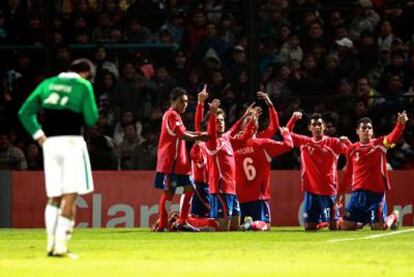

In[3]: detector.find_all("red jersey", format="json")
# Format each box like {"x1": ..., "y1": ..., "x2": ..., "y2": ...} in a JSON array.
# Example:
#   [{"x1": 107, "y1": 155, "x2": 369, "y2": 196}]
[
  {"x1": 340, "y1": 123, "x2": 405, "y2": 193},
  {"x1": 206, "y1": 113, "x2": 255, "y2": 194},
  {"x1": 287, "y1": 116, "x2": 349, "y2": 195},
  {"x1": 191, "y1": 142, "x2": 208, "y2": 183},
  {"x1": 235, "y1": 129, "x2": 293, "y2": 203},
  {"x1": 190, "y1": 102, "x2": 208, "y2": 183},
  {"x1": 156, "y1": 107, "x2": 190, "y2": 175},
  {"x1": 257, "y1": 105, "x2": 279, "y2": 139}
]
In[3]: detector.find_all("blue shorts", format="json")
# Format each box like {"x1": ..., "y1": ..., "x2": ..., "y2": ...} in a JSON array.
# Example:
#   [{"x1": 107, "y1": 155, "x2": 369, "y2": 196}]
[
  {"x1": 191, "y1": 181, "x2": 210, "y2": 218},
  {"x1": 303, "y1": 192, "x2": 339, "y2": 223},
  {"x1": 153, "y1": 172, "x2": 193, "y2": 193},
  {"x1": 209, "y1": 193, "x2": 240, "y2": 220},
  {"x1": 240, "y1": 200, "x2": 271, "y2": 223},
  {"x1": 344, "y1": 189, "x2": 387, "y2": 224}
]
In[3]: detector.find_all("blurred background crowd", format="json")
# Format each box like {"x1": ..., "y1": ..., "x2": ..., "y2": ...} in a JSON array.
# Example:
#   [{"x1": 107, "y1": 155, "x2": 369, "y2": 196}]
[{"x1": 0, "y1": 0, "x2": 414, "y2": 171}]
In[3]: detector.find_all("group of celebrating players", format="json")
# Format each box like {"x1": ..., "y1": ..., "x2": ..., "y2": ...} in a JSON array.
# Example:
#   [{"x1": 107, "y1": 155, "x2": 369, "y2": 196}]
[{"x1": 153, "y1": 85, "x2": 408, "y2": 232}]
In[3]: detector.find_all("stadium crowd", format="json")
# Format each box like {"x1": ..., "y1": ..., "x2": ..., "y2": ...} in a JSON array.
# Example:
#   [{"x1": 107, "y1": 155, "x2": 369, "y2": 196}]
[{"x1": 1, "y1": 0, "x2": 414, "y2": 171}]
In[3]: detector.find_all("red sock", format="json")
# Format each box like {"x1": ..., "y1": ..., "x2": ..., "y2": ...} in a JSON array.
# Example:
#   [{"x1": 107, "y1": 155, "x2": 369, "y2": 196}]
[
  {"x1": 178, "y1": 191, "x2": 193, "y2": 224},
  {"x1": 384, "y1": 212, "x2": 398, "y2": 230},
  {"x1": 316, "y1": 222, "x2": 329, "y2": 230},
  {"x1": 159, "y1": 192, "x2": 173, "y2": 229},
  {"x1": 187, "y1": 217, "x2": 219, "y2": 231},
  {"x1": 251, "y1": 221, "x2": 269, "y2": 231}
]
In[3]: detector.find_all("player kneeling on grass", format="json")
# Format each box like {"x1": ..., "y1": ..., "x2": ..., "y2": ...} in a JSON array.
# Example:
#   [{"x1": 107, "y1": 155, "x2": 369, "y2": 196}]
[
  {"x1": 287, "y1": 112, "x2": 351, "y2": 231},
  {"x1": 18, "y1": 59, "x2": 99, "y2": 257},
  {"x1": 153, "y1": 87, "x2": 209, "y2": 232},
  {"x1": 190, "y1": 87, "x2": 211, "y2": 218},
  {"x1": 234, "y1": 92, "x2": 293, "y2": 231},
  {"x1": 337, "y1": 111, "x2": 408, "y2": 230},
  {"x1": 206, "y1": 99, "x2": 257, "y2": 231}
]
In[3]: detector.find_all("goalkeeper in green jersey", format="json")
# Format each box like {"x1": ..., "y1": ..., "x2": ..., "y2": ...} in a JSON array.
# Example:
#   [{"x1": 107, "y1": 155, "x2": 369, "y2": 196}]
[{"x1": 18, "y1": 59, "x2": 98, "y2": 258}]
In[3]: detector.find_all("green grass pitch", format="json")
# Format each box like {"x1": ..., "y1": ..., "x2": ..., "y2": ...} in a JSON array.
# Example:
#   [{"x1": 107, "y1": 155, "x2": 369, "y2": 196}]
[{"x1": 1, "y1": 227, "x2": 413, "y2": 276}]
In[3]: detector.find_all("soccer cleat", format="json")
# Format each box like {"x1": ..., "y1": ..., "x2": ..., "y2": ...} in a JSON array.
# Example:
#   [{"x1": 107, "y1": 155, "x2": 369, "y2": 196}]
[
  {"x1": 48, "y1": 250, "x2": 79, "y2": 260},
  {"x1": 240, "y1": 216, "x2": 253, "y2": 231},
  {"x1": 172, "y1": 221, "x2": 200, "y2": 232},
  {"x1": 390, "y1": 210, "x2": 400, "y2": 231}
]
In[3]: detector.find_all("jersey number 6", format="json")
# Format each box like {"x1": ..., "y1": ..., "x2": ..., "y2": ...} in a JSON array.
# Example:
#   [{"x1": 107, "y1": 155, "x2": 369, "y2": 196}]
[{"x1": 243, "y1": 157, "x2": 256, "y2": 181}]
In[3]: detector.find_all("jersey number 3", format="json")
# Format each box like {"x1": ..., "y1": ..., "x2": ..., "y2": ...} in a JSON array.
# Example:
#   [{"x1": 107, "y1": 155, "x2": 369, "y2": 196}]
[{"x1": 243, "y1": 157, "x2": 256, "y2": 181}]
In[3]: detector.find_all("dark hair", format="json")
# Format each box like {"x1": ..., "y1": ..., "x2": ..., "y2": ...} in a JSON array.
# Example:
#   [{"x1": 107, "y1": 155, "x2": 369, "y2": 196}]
[
  {"x1": 357, "y1": 117, "x2": 373, "y2": 127},
  {"x1": 216, "y1": 108, "x2": 225, "y2": 118},
  {"x1": 309, "y1": 113, "x2": 323, "y2": 122},
  {"x1": 69, "y1": 58, "x2": 96, "y2": 78},
  {"x1": 170, "y1": 87, "x2": 187, "y2": 102}
]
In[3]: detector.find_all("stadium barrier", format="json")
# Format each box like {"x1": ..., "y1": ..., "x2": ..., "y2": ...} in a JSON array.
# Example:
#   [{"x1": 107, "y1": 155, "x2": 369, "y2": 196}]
[{"x1": 3, "y1": 170, "x2": 414, "y2": 228}]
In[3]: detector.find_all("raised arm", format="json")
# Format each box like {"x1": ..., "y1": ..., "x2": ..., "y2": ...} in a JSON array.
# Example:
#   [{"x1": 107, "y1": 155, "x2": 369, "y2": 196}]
[
  {"x1": 195, "y1": 84, "x2": 208, "y2": 132},
  {"x1": 257, "y1": 91, "x2": 280, "y2": 139},
  {"x1": 226, "y1": 102, "x2": 256, "y2": 137},
  {"x1": 206, "y1": 99, "x2": 220, "y2": 150},
  {"x1": 262, "y1": 127, "x2": 294, "y2": 157},
  {"x1": 168, "y1": 111, "x2": 208, "y2": 142},
  {"x1": 286, "y1": 111, "x2": 302, "y2": 131},
  {"x1": 382, "y1": 111, "x2": 408, "y2": 148}
]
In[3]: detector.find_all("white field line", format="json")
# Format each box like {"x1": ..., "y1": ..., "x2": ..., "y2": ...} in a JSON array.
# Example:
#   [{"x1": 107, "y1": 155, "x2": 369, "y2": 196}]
[{"x1": 329, "y1": 228, "x2": 414, "y2": 242}]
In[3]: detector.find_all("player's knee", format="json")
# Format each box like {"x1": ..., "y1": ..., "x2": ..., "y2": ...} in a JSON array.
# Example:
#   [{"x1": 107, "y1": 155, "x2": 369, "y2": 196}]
[{"x1": 304, "y1": 223, "x2": 317, "y2": 231}]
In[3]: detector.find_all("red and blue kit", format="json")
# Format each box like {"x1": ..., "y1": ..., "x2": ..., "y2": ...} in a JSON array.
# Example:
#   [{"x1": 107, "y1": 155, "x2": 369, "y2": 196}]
[
  {"x1": 340, "y1": 122, "x2": 405, "y2": 194},
  {"x1": 156, "y1": 108, "x2": 190, "y2": 175},
  {"x1": 340, "y1": 123, "x2": 405, "y2": 224},
  {"x1": 235, "y1": 129, "x2": 293, "y2": 203}
]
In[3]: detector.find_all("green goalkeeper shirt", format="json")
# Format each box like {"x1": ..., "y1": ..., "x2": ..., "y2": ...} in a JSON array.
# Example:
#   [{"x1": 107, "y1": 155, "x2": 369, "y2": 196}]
[{"x1": 18, "y1": 72, "x2": 99, "y2": 140}]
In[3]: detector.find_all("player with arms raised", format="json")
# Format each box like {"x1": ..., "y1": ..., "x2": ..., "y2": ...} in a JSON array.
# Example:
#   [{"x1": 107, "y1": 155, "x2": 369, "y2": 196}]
[
  {"x1": 287, "y1": 112, "x2": 350, "y2": 230},
  {"x1": 154, "y1": 87, "x2": 208, "y2": 232},
  {"x1": 189, "y1": 86, "x2": 211, "y2": 218},
  {"x1": 18, "y1": 59, "x2": 98, "y2": 258},
  {"x1": 338, "y1": 111, "x2": 408, "y2": 230},
  {"x1": 206, "y1": 99, "x2": 257, "y2": 231},
  {"x1": 235, "y1": 92, "x2": 293, "y2": 231}
]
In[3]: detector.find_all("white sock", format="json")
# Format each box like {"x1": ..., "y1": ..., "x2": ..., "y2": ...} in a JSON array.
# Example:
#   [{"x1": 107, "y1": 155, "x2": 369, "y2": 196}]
[
  {"x1": 44, "y1": 204, "x2": 59, "y2": 252},
  {"x1": 54, "y1": 215, "x2": 75, "y2": 254}
]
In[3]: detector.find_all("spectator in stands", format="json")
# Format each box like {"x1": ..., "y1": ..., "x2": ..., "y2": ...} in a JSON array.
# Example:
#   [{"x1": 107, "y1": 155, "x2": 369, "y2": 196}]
[
  {"x1": 53, "y1": 45, "x2": 71, "y2": 74},
  {"x1": 183, "y1": 10, "x2": 207, "y2": 51},
  {"x1": 87, "y1": 126, "x2": 118, "y2": 170},
  {"x1": 131, "y1": 126, "x2": 158, "y2": 170},
  {"x1": 93, "y1": 45, "x2": 119, "y2": 90},
  {"x1": 335, "y1": 37, "x2": 361, "y2": 80},
  {"x1": 91, "y1": 12, "x2": 112, "y2": 42},
  {"x1": 226, "y1": 45, "x2": 247, "y2": 76},
  {"x1": 0, "y1": 11, "x2": 7, "y2": 43},
  {"x1": 113, "y1": 61, "x2": 156, "y2": 120},
  {"x1": 124, "y1": 18, "x2": 152, "y2": 43},
  {"x1": 117, "y1": 123, "x2": 141, "y2": 170},
  {"x1": 377, "y1": 20, "x2": 395, "y2": 52},
  {"x1": 153, "y1": 65, "x2": 178, "y2": 109},
  {"x1": 25, "y1": 13, "x2": 43, "y2": 44},
  {"x1": 159, "y1": 11, "x2": 185, "y2": 45},
  {"x1": 280, "y1": 33, "x2": 303, "y2": 64},
  {"x1": 193, "y1": 21, "x2": 230, "y2": 63},
  {"x1": 218, "y1": 12, "x2": 239, "y2": 45},
  {"x1": 0, "y1": 128, "x2": 27, "y2": 170},
  {"x1": 348, "y1": 4, "x2": 380, "y2": 40},
  {"x1": 113, "y1": 110, "x2": 144, "y2": 147},
  {"x1": 25, "y1": 142, "x2": 43, "y2": 170},
  {"x1": 302, "y1": 21, "x2": 327, "y2": 52}
]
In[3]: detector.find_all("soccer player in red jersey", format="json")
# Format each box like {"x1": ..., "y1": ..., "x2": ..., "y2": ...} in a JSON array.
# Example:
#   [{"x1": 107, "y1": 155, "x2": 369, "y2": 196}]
[
  {"x1": 206, "y1": 99, "x2": 257, "y2": 231},
  {"x1": 189, "y1": 86, "x2": 211, "y2": 217},
  {"x1": 337, "y1": 111, "x2": 408, "y2": 230},
  {"x1": 287, "y1": 111, "x2": 350, "y2": 231},
  {"x1": 153, "y1": 87, "x2": 209, "y2": 232},
  {"x1": 234, "y1": 95, "x2": 293, "y2": 230}
]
